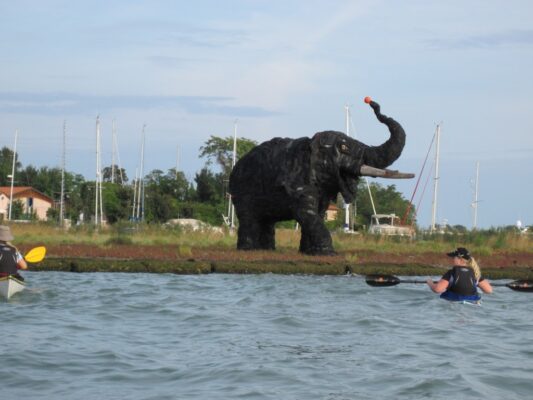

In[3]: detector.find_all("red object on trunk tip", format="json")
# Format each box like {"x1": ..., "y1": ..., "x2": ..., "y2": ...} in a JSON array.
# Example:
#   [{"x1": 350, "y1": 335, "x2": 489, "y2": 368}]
[{"x1": 364, "y1": 96, "x2": 372, "y2": 104}]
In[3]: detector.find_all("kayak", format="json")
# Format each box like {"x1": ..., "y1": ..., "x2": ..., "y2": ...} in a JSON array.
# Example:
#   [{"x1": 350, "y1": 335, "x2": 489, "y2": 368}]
[
  {"x1": 0, "y1": 275, "x2": 26, "y2": 300},
  {"x1": 440, "y1": 291, "x2": 482, "y2": 306},
  {"x1": 459, "y1": 300, "x2": 482, "y2": 307}
]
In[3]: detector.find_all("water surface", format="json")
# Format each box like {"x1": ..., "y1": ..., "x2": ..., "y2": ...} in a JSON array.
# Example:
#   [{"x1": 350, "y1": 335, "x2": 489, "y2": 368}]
[{"x1": 1, "y1": 272, "x2": 531, "y2": 399}]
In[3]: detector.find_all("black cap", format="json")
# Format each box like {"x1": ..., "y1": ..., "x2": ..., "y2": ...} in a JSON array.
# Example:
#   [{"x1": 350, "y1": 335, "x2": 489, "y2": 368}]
[{"x1": 447, "y1": 247, "x2": 471, "y2": 260}]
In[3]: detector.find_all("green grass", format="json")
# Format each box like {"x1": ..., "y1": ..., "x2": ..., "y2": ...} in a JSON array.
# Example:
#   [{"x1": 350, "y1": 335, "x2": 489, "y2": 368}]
[{"x1": 7, "y1": 222, "x2": 532, "y2": 255}]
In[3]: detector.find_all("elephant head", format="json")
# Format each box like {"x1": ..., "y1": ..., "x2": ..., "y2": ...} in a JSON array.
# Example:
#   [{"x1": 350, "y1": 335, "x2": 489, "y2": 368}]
[{"x1": 310, "y1": 100, "x2": 412, "y2": 203}]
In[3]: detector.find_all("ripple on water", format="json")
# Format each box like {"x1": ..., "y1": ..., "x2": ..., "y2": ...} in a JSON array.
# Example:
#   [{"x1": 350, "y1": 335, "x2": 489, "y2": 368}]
[{"x1": 1, "y1": 272, "x2": 532, "y2": 400}]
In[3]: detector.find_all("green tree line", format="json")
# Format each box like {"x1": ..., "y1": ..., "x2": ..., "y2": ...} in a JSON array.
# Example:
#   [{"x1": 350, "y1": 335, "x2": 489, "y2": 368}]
[{"x1": 0, "y1": 135, "x2": 414, "y2": 227}]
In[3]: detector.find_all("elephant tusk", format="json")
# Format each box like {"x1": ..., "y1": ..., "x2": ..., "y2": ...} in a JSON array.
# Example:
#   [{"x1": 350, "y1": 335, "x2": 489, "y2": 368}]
[{"x1": 359, "y1": 165, "x2": 415, "y2": 179}]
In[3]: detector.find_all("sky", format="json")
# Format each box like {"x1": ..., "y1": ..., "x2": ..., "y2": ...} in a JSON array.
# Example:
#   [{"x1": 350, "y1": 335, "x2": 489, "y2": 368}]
[{"x1": 0, "y1": 0, "x2": 532, "y2": 229}]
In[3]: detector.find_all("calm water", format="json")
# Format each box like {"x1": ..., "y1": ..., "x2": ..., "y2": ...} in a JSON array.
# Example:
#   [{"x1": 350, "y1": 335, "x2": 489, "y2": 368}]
[{"x1": 1, "y1": 272, "x2": 532, "y2": 400}]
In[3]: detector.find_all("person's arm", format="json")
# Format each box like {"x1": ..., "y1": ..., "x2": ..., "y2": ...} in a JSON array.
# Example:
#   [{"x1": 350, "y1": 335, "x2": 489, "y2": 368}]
[
  {"x1": 478, "y1": 279, "x2": 492, "y2": 294},
  {"x1": 16, "y1": 251, "x2": 28, "y2": 270},
  {"x1": 427, "y1": 278, "x2": 449, "y2": 293}
]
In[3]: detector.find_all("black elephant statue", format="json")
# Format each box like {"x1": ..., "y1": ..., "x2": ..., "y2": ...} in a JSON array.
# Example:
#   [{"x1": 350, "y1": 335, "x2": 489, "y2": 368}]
[{"x1": 229, "y1": 99, "x2": 413, "y2": 255}]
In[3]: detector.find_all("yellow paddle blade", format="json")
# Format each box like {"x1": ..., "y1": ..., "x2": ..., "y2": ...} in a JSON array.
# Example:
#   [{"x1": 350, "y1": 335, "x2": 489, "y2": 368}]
[{"x1": 24, "y1": 246, "x2": 46, "y2": 263}]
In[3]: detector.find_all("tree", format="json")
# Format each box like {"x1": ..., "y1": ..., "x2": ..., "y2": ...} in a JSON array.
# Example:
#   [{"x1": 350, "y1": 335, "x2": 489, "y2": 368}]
[
  {"x1": 18, "y1": 165, "x2": 39, "y2": 187},
  {"x1": 19, "y1": 166, "x2": 62, "y2": 197},
  {"x1": 102, "y1": 183, "x2": 133, "y2": 223},
  {"x1": 164, "y1": 169, "x2": 193, "y2": 201},
  {"x1": 17, "y1": 165, "x2": 87, "y2": 223},
  {"x1": 0, "y1": 147, "x2": 22, "y2": 186},
  {"x1": 77, "y1": 181, "x2": 97, "y2": 223},
  {"x1": 147, "y1": 169, "x2": 192, "y2": 202},
  {"x1": 137, "y1": 168, "x2": 195, "y2": 223},
  {"x1": 199, "y1": 135, "x2": 257, "y2": 176},
  {"x1": 355, "y1": 182, "x2": 415, "y2": 227},
  {"x1": 102, "y1": 165, "x2": 128, "y2": 183},
  {"x1": 144, "y1": 192, "x2": 175, "y2": 223},
  {"x1": 9, "y1": 199, "x2": 26, "y2": 220},
  {"x1": 194, "y1": 168, "x2": 224, "y2": 204}
]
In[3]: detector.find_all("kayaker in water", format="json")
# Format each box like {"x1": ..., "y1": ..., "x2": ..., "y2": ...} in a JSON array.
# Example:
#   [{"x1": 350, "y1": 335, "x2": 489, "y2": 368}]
[
  {"x1": 426, "y1": 247, "x2": 493, "y2": 302},
  {"x1": 0, "y1": 225, "x2": 27, "y2": 281}
]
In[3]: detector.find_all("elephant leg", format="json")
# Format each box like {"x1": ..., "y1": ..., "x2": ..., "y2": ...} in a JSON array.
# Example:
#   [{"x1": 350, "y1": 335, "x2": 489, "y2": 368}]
[
  {"x1": 258, "y1": 222, "x2": 276, "y2": 250},
  {"x1": 236, "y1": 216, "x2": 262, "y2": 250},
  {"x1": 296, "y1": 209, "x2": 335, "y2": 255}
]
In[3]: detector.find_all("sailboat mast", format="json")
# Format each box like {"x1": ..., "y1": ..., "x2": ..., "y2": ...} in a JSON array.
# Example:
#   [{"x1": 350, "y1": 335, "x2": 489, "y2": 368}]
[
  {"x1": 97, "y1": 117, "x2": 105, "y2": 225},
  {"x1": 60, "y1": 121, "x2": 66, "y2": 225},
  {"x1": 113, "y1": 128, "x2": 124, "y2": 185},
  {"x1": 136, "y1": 125, "x2": 145, "y2": 220},
  {"x1": 366, "y1": 183, "x2": 378, "y2": 216},
  {"x1": 99, "y1": 164, "x2": 104, "y2": 225},
  {"x1": 473, "y1": 161, "x2": 480, "y2": 229},
  {"x1": 95, "y1": 116, "x2": 101, "y2": 226},
  {"x1": 430, "y1": 124, "x2": 441, "y2": 232},
  {"x1": 111, "y1": 119, "x2": 116, "y2": 184},
  {"x1": 132, "y1": 168, "x2": 138, "y2": 220},
  {"x1": 8, "y1": 129, "x2": 18, "y2": 221},
  {"x1": 176, "y1": 145, "x2": 180, "y2": 179},
  {"x1": 230, "y1": 120, "x2": 237, "y2": 229},
  {"x1": 344, "y1": 105, "x2": 351, "y2": 231}
]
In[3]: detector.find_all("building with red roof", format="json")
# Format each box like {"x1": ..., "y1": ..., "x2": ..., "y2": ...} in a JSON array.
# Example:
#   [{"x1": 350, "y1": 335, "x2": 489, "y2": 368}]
[{"x1": 0, "y1": 186, "x2": 54, "y2": 221}]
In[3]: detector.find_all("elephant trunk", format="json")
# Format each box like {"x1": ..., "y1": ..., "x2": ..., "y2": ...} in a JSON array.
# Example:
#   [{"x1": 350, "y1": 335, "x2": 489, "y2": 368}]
[{"x1": 363, "y1": 101, "x2": 406, "y2": 169}]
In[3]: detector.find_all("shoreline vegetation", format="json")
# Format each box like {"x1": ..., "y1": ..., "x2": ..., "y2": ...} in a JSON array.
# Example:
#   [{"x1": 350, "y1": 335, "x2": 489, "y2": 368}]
[{"x1": 11, "y1": 223, "x2": 533, "y2": 280}]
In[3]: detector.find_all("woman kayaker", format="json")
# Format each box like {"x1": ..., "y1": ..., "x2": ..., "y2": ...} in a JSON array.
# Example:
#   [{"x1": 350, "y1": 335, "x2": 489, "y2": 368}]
[
  {"x1": 426, "y1": 247, "x2": 492, "y2": 302},
  {"x1": 0, "y1": 225, "x2": 27, "y2": 281}
]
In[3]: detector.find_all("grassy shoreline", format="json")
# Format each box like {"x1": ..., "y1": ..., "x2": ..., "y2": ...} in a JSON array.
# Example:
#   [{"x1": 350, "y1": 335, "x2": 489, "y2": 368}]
[
  {"x1": 30, "y1": 258, "x2": 532, "y2": 280},
  {"x1": 12, "y1": 223, "x2": 533, "y2": 251},
  {"x1": 10, "y1": 223, "x2": 533, "y2": 279}
]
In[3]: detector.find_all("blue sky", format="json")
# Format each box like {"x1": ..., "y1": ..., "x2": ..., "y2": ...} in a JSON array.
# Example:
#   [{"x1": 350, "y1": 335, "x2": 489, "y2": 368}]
[{"x1": 1, "y1": 0, "x2": 532, "y2": 228}]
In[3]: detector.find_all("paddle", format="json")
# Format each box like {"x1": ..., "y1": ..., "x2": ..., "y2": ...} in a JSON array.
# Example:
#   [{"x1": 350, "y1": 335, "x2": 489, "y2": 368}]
[
  {"x1": 24, "y1": 246, "x2": 46, "y2": 263},
  {"x1": 365, "y1": 274, "x2": 533, "y2": 293}
]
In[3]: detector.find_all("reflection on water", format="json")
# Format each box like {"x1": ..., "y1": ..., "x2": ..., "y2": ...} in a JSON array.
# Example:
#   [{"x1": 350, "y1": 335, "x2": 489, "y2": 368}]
[{"x1": 1, "y1": 272, "x2": 532, "y2": 399}]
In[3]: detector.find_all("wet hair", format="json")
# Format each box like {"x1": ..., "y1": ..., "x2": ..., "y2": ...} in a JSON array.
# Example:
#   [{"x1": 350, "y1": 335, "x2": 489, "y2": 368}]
[{"x1": 468, "y1": 257, "x2": 481, "y2": 281}]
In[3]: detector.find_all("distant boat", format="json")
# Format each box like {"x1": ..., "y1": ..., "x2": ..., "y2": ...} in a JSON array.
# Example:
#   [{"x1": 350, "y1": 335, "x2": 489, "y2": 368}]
[
  {"x1": 0, "y1": 275, "x2": 26, "y2": 300},
  {"x1": 368, "y1": 213, "x2": 415, "y2": 237}
]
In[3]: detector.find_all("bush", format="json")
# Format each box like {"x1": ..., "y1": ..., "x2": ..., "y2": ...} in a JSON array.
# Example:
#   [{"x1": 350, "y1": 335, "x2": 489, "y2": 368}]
[{"x1": 105, "y1": 236, "x2": 133, "y2": 246}]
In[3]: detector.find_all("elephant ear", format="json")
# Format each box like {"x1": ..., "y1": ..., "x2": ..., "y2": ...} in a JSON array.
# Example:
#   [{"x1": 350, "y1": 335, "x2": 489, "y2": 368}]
[
  {"x1": 274, "y1": 137, "x2": 313, "y2": 197},
  {"x1": 309, "y1": 131, "x2": 343, "y2": 181}
]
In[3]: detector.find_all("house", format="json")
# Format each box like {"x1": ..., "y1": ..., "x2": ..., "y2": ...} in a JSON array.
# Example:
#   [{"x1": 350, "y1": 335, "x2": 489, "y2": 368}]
[
  {"x1": 0, "y1": 186, "x2": 54, "y2": 221},
  {"x1": 325, "y1": 204, "x2": 339, "y2": 221}
]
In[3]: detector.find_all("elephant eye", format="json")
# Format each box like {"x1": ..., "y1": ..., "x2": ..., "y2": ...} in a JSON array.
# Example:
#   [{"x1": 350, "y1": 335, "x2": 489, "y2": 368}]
[{"x1": 340, "y1": 144, "x2": 350, "y2": 154}]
